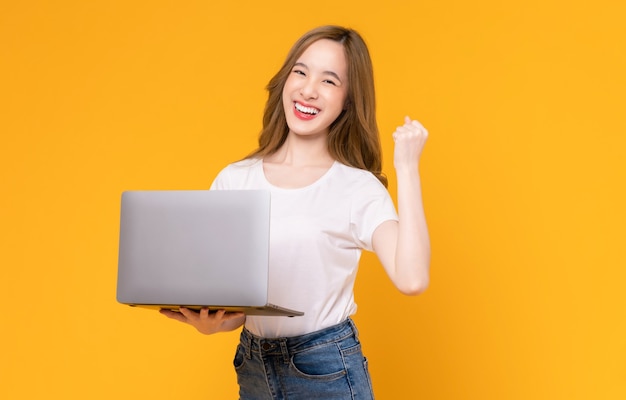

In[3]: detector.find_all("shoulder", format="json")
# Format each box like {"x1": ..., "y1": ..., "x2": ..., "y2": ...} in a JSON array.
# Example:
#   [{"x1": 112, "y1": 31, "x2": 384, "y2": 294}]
[
  {"x1": 222, "y1": 157, "x2": 261, "y2": 171},
  {"x1": 216, "y1": 158, "x2": 262, "y2": 177},
  {"x1": 332, "y1": 162, "x2": 388, "y2": 193},
  {"x1": 211, "y1": 158, "x2": 263, "y2": 189}
]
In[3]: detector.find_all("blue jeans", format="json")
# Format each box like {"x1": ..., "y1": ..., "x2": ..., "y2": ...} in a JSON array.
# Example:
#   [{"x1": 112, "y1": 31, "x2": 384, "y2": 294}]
[{"x1": 234, "y1": 318, "x2": 375, "y2": 399}]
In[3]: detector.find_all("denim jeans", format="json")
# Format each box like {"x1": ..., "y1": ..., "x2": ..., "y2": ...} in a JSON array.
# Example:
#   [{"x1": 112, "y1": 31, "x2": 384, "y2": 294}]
[{"x1": 234, "y1": 318, "x2": 375, "y2": 399}]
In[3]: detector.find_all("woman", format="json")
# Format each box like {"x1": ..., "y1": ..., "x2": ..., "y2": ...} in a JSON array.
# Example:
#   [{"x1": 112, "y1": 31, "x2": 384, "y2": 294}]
[{"x1": 161, "y1": 25, "x2": 430, "y2": 399}]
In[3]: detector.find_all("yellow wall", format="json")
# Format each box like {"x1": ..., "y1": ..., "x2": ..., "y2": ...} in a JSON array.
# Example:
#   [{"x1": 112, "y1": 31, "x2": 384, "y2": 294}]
[{"x1": 1, "y1": 1, "x2": 624, "y2": 398}]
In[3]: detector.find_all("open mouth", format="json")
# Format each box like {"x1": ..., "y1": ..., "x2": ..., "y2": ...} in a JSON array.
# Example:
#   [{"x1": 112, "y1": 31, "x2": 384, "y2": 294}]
[{"x1": 294, "y1": 102, "x2": 320, "y2": 116}]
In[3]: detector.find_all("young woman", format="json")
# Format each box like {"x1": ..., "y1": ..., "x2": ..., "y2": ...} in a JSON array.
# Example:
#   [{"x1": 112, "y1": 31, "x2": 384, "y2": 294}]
[{"x1": 161, "y1": 25, "x2": 430, "y2": 399}]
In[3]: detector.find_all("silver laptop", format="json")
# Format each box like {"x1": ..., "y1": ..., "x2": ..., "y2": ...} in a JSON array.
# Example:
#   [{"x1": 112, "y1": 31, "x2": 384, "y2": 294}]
[{"x1": 116, "y1": 190, "x2": 303, "y2": 317}]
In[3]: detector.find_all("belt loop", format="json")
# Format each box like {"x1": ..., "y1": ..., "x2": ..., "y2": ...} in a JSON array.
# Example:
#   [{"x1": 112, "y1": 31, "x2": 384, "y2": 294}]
[
  {"x1": 348, "y1": 318, "x2": 359, "y2": 340},
  {"x1": 279, "y1": 339, "x2": 289, "y2": 364}
]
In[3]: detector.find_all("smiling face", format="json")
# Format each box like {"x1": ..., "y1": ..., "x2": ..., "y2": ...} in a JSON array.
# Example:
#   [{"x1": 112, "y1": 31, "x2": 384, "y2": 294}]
[{"x1": 281, "y1": 39, "x2": 349, "y2": 139}]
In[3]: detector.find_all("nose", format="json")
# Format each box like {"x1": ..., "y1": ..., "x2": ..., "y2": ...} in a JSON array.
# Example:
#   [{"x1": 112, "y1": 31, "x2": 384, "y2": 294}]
[{"x1": 299, "y1": 78, "x2": 318, "y2": 100}]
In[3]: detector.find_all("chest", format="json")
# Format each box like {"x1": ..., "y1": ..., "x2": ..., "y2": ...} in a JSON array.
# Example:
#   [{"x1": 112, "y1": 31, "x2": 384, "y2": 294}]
[
  {"x1": 262, "y1": 163, "x2": 333, "y2": 189},
  {"x1": 269, "y1": 190, "x2": 354, "y2": 248}
]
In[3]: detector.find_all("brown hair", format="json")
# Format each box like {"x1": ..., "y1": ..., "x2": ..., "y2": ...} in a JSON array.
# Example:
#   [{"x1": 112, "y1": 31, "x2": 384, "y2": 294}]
[{"x1": 246, "y1": 25, "x2": 387, "y2": 187}]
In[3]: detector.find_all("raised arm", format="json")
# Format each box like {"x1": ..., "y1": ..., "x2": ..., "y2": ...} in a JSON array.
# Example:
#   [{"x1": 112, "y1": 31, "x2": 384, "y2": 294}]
[{"x1": 372, "y1": 116, "x2": 430, "y2": 295}]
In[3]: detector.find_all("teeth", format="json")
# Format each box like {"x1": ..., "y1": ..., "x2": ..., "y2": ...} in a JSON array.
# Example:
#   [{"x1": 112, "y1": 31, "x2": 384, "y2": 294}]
[{"x1": 295, "y1": 103, "x2": 319, "y2": 115}]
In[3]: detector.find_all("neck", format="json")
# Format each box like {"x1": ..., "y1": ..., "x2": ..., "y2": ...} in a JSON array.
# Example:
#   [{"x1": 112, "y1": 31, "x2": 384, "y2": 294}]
[{"x1": 267, "y1": 132, "x2": 334, "y2": 167}]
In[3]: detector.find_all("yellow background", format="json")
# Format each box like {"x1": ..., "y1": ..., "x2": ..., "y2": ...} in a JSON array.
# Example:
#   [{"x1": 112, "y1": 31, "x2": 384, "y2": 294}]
[{"x1": 1, "y1": 1, "x2": 624, "y2": 398}]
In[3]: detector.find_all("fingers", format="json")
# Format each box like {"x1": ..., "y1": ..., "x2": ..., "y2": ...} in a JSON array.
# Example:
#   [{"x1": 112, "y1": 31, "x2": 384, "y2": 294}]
[
  {"x1": 393, "y1": 116, "x2": 428, "y2": 142},
  {"x1": 392, "y1": 116, "x2": 429, "y2": 169},
  {"x1": 161, "y1": 307, "x2": 241, "y2": 323},
  {"x1": 160, "y1": 307, "x2": 246, "y2": 334},
  {"x1": 403, "y1": 116, "x2": 427, "y2": 134},
  {"x1": 179, "y1": 307, "x2": 219, "y2": 322},
  {"x1": 199, "y1": 307, "x2": 210, "y2": 319}
]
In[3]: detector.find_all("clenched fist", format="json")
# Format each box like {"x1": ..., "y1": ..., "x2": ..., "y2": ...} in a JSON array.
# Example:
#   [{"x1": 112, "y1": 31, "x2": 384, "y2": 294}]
[{"x1": 392, "y1": 116, "x2": 429, "y2": 172}]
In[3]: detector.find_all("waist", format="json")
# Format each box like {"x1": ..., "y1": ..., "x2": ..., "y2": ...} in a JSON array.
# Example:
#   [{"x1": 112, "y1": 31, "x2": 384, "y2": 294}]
[{"x1": 239, "y1": 318, "x2": 359, "y2": 355}]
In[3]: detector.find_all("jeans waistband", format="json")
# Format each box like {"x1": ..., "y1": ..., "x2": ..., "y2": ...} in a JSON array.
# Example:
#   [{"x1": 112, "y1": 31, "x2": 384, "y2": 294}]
[{"x1": 239, "y1": 318, "x2": 359, "y2": 361}]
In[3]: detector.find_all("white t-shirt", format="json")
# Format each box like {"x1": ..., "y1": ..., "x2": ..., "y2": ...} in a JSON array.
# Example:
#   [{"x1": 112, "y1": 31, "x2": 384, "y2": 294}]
[{"x1": 210, "y1": 158, "x2": 398, "y2": 338}]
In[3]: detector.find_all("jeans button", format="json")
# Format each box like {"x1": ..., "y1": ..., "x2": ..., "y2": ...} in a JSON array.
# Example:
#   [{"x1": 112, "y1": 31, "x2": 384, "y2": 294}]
[{"x1": 261, "y1": 343, "x2": 271, "y2": 351}]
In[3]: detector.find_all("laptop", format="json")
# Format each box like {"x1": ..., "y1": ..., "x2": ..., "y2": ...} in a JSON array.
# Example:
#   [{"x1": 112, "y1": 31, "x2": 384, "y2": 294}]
[{"x1": 116, "y1": 189, "x2": 303, "y2": 317}]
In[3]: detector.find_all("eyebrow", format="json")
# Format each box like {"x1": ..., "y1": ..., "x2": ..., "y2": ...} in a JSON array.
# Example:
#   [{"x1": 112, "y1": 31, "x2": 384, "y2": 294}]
[{"x1": 294, "y1": 62, "x2": 343, "y2": 83}]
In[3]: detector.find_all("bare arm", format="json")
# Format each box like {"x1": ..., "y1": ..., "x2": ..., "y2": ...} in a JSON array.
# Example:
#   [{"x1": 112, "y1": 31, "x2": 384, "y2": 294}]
[{"x1": 373, "y1": 116, "x2": 430, "y2": 295}]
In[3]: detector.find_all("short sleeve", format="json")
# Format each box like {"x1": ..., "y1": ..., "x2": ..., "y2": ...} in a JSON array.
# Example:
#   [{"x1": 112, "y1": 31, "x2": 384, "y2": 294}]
[
  {"x1": 209, "y1": 167, "x2": 231, "y2": 190},
  {"x1": 350, "y1": 180, "x2": 398, "y2": 251},
  {"x1": 209, "y1": 159, "x2": 262, "y2": 190}
]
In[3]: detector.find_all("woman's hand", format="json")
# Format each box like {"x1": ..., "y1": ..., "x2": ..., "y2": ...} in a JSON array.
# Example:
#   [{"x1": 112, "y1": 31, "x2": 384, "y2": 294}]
[
  {"x1": 160, "y1": 308, "x2": 246, "y2": 335},
  {"x1": 392, "y1": 116, "x2": 429, "y2": 172}
]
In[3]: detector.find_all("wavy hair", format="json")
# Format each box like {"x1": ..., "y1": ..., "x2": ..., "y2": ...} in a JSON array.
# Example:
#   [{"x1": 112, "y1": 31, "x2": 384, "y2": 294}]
[{"x1": 246, "y1": 25, "x2": 387, "y2": 187}]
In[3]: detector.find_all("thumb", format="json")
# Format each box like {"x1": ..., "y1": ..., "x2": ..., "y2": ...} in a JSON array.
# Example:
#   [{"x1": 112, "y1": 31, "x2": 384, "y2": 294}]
[{"x1": 404, "y1": 115, "x2": 411, "y2": 124}]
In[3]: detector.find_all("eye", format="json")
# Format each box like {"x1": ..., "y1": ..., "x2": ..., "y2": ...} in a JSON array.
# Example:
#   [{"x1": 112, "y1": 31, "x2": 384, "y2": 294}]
[
  {"x1": 323, "y1": 79, "x2": 337, "y2": 86},
  {"x1": 292, "y1": 69, "x2": 306, "y2": 76}
]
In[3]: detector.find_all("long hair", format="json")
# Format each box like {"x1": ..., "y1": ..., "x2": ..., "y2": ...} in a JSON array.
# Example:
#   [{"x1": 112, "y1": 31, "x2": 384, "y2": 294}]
[{"x1": 246, "y1": 25, "x2": 387, "y2": 187}]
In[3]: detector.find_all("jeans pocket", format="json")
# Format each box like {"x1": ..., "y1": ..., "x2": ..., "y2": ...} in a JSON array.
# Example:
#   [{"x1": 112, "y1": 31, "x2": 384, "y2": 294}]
[
  {"x1": 233, "y1": 344, "x2": 247, "y2": 370},
  {"x1": 290, "y1": 342, "x2": 347, "y2": 381}
]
